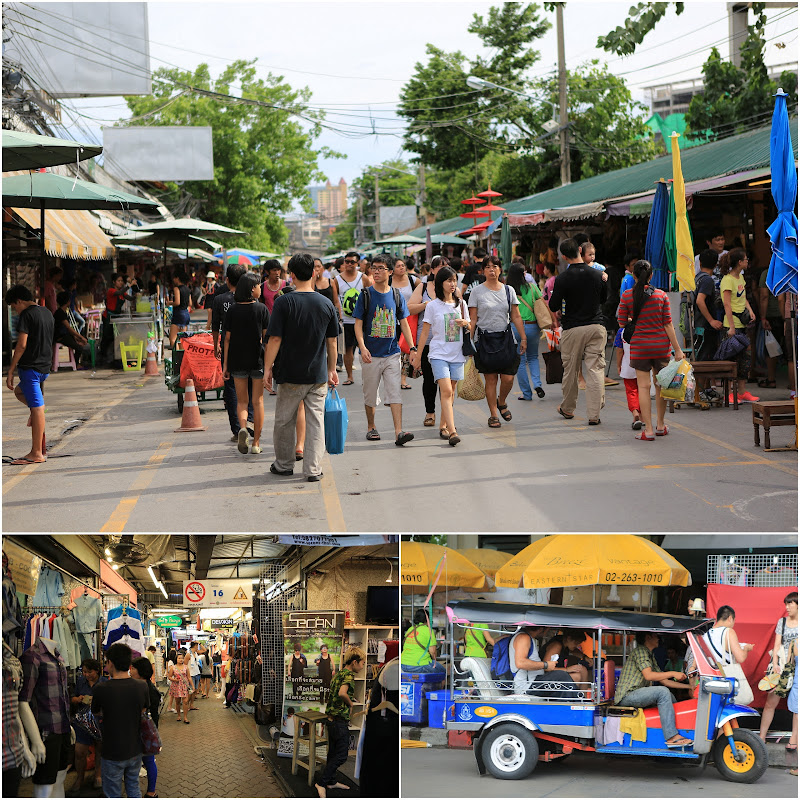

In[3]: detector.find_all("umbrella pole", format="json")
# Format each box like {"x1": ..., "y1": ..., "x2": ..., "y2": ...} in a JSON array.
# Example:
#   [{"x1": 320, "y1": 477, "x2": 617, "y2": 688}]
[
  {"x1": 40, "y1": 200, "x2": 46, "y2": 305},
  {"x1": 791, "y1": 294, "x2": 797, "y2": 450}
]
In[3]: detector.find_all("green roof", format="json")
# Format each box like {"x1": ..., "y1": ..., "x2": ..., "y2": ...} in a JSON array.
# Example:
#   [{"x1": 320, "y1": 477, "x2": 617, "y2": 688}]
[{"x1": 405, "y1": 122, "x2": 797, "y2": 236}]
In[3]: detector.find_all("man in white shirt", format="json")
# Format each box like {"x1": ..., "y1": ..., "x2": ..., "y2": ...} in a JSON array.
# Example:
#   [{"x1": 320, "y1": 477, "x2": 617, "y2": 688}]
[
  {"x1": 187, "y1": 642, "x2": 201, "y2": 711},
  {"x1": 694, "y1": 230, "x2": 728, "y2": 270}
]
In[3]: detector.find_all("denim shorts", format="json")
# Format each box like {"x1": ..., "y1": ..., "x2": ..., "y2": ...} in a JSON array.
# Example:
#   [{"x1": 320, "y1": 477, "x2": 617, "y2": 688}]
[
  {"x1": 172, "y1": 307, "x2": 191, "y2": 326},
  {"x1": 430, "y1": 358, "x2": 465, "y2": 382},
  {"x1": 231, "y1": 369, "x2": 264, "y2": 380},
  {"x1": 17, "y1": 367, "x2": 48, "y2": 408}
]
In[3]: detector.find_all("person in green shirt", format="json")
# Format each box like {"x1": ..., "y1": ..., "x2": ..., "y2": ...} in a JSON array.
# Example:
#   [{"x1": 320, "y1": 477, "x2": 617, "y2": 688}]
[
  {"x1": 464, "y1": 622, "x2": 495, "y2": 658},
  {"x1": 401, "y1": 610, "x2": 440, "y2": 672},
  {"x1": 315, "y1": 646, "x2": 366, "y2": 798},
  {"x1": 506, "y1": 263, "x2": 548, "y2": 401}
]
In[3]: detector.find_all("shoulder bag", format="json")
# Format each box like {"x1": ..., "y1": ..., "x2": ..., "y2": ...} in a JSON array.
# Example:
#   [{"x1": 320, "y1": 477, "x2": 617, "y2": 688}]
[
  {"x1": 459, "y1": 300, "x2": 477, "y2": 357},
  {"x1": 714, "y1": 628, "x2": 753, "y2": 705},
  {"x1": 622, "y1": 286, "x2": 654, "y2": 344},
  {"x1": 518, "y1": 284, "x2": 553, "y2": 330},
  {"x1": 476, "y1": 286, "x2": 518, "y2": 372},
  {"x1": 140, "y1": 709, "x2": 162, "y2": 755}
]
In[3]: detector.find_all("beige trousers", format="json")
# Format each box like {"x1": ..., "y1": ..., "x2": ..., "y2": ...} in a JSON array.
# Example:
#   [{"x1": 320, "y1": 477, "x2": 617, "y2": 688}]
[{"x1": 560, "y1": 324, "x2": 606, "y2": 420}]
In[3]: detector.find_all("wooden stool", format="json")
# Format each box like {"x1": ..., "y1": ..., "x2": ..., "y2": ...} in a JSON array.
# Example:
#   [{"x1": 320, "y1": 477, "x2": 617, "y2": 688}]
[
  {"x1": 292, "y1": 709, "x2": 329, "y2": 786},
  {"x1": 668, "y1": 360, "x2": 738, "y2": 412},
  {"x1": 752, "y1": 400, "x2": 796, "y2": 451}
]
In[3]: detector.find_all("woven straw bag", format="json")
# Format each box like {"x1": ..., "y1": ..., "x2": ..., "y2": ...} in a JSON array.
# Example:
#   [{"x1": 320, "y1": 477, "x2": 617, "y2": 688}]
[{"x1": 457, "y1": 357, "x2": 485, "y2": 401}]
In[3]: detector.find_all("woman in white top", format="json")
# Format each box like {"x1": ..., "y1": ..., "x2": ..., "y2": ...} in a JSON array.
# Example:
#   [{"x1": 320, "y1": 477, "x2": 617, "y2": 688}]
[
  {"x1": 510, "y1": 625, "x2": 556, "y2": 694},
  {"x1": 411, "y1": 267, "x2": 470, "y2": 446},
  {"x1": 703, "y1": 605, "x2": 753, "y2": 666},
  {"x1": 389, "y1": 259, "x2": 419, "y2": 390}
]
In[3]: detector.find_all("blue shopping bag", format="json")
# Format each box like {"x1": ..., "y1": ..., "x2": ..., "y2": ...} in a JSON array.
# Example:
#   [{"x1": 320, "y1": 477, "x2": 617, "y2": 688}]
[{"x1": 324, "y1": 388, "x2": 348, "y2": 455}]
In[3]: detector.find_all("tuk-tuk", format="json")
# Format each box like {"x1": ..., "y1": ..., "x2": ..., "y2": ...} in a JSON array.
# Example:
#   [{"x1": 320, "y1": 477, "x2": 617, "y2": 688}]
[{"x1": 444, "y1": 600, "x2": 768, "y2": 784}]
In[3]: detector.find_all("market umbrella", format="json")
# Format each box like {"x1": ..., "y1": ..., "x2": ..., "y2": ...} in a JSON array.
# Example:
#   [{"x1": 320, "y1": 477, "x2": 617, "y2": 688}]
[
  {"x1": 222, "y1": 252, "x2": 259, "y2": 265},
  {"x1": 765, "y1": 87, "x2": 798, "y2": 451},
  {"x1": 460, "y1": 209, "x2": 489, "y2": 219},
  {"x1": 371, "y1": 234, "x2": 426, "y2": 246},
  {"x1": 455, "y1": 549, "x2": 512, "y2": 581},
  {"x1": 670, "y1": 132, "x2": 695, "y2": 293},
  {"x1": 430, "y1": 234, "x2": 470, "y2": 246},
  {"x1": 477, "y1": 184, "x2": 502, "y2": 199},
  {"x1": 494, "y1": 534, "x2": 691, "y2": 589},
  {"x1": 134, "y1": 216, "x2": 245, "y2": 267},
  {"x1": 3, "y1": 171, "x2": 159, "y2": 301},
  {"x1": 401, "y1": 542, "x2": 486, "y2": 591},
  {"x1": 499, "y1": 213, "x2": 512, "y2": 274},
  {"x1": 460, "y1": 195, "x2": 484, "y2": 206},
  {"x1": 425, "y1": 226, "x2": 433, "y2": 263},
  {"x1": 645, "y1": 179, "x2": 670, "y2": 290},
  {"x1": 2, "y1": 130, "x2": 102, "y2": 171}
]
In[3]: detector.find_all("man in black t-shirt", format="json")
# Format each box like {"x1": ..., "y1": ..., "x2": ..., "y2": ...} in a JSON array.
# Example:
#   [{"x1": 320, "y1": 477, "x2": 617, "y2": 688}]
[
  {"x1": 211, "y1": 265, "x2": 253, "y2": 440},
  {"x1": 5, "y1": 284, "x2": 54, "y2": 465},
  {"x1": 264, "y1": 253, "x2": 339, "y2": 482},
  {"x1": 91, "y1": 643, "x2": 149, "y2": 798}
]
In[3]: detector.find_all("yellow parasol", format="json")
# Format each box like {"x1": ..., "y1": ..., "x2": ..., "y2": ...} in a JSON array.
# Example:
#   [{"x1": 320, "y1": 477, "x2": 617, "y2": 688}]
[
  {"x1": 671, "y1": 132, "x2": 695, "y2": 292},
  {"x1": 401, "y1": 542, "x2": 486, "y2": 591},
  {"x1": 455, "y1": 549, "x2": 512, "y2": 580},
  {"x1": 494, "y1": 534, "x2": 691, "y2": 589}
]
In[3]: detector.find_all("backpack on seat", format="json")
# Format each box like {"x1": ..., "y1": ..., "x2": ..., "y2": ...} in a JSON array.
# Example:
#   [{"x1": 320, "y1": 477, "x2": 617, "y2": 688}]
[{"x1": 490, "y1": 636, "x2": 513, "y2": 681}]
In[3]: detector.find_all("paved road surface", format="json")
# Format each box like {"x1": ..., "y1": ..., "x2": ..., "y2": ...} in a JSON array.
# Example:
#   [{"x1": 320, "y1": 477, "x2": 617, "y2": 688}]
[
  {"x1": 3, "y1": 359, "x2": 797, "y2": 531},
  {"x1": 401, "y1": 746, "x2": 797, "y2": 798}
]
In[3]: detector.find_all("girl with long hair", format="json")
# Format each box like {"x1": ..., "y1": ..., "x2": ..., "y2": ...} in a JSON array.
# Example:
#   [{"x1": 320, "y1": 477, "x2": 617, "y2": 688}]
[{"x1": 617, "y1": 260, "x2": 684, "y2": 440}]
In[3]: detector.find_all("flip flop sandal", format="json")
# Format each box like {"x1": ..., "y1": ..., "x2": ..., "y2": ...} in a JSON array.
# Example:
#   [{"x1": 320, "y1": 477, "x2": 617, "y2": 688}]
[
  {"x1": 366, "y1": 429, "x2": 381, "y2": 441},
  {"x1": 295, "y1": 450, "x2": 304, "y2": 461},
  {"x1": 488, "y1": 416, "x2": 501, "y2": 428},
  {"x1": 655, "y1": 425, "x2": 669, "y2": 436},
  {"x1": 786, "y1": 744, "x2": 798, "y2": 751},
  {"x1": 557, "y1": 407, "x2": 574, "y2": 420},
  {"x1": 423, "y1": 416, "x2": 436, "y2": 427},
  {"x1": 342, "y1": 379, "x2": 354, "y2": 385},
  {"x1": 395, "y1": 431, "x2": 414, "y2": 446},
  {"x1": 517, "y1": 395, "x2": 533, "y2": 401},
  {"x1": 632, "y1": 420, "x2": 643, "y2": 430},
  {"x1": 7, "y1": 457, "x2": 45, "y2": 465},
  {"x1": 448, "y1": 433, "x2": 461, "y2": 446},
  {"x1": 758, "y1": 379, "x2": 777, "y2": 388},
  {"x1": 588, "y1": 419, "x2": 601, "y2": 425},
  {"x1": 666, "y1": 738, "x2": 692, "y2": 748},
  {"x1": 439, "y1": 427, "x2": 450, "y2": 439},
  {"x1": 497, "y1": 404, "x2": 512, "y2": 421},
  {"x1": 636, "y1": 431, "x2": 656, "y2": 441},
  {"x1": 401, "y1": 385, "x2": 412, "y2": 390}
]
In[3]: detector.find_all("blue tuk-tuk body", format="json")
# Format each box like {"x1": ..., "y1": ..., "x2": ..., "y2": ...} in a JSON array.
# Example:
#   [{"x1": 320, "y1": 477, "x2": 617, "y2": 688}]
[{"x1": 445, "y1": 601, "x2": 767, "y2": 784}]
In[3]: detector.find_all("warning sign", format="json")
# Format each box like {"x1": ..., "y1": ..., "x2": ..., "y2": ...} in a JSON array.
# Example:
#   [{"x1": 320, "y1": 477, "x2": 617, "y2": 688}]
[{"x1": 182, "y1": 580, "x2": 252, "y2": 608}]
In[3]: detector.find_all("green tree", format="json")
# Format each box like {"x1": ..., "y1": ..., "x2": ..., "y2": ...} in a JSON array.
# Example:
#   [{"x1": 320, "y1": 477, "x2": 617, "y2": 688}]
[
  {"x1": 398, "y1": 3, "x2": 551, "y2": 171},
  {"x1": 685, "y1": 7, "x2": 797, "y2": 141},
  {"x1": 123, "y1": 60, "x2": 338, "y2": 251},
  {"x1": 596, "y1": 2, "x2": 684, "y2": 56}
]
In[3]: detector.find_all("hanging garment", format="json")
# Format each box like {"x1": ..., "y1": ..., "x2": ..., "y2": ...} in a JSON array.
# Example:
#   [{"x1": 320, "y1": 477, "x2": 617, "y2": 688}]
[
  {"x1": 2, "y1": 643, "x2": 26, "y2": 772},
  {"x1": 18, "y1": 640, "x2": 71, "y2": 735},
  {"x1": 2, "y1": 573, "x2": 23, "y2": 647},
  {"x1": 619, "y1": 709, "x2": 647, "y2": 743},
  {"x1": 103, "y1": 614, "x2": 144, "y2": 647},
  {"x1": 107, "y1": 605, "x2": 141, "y2": 623},
  {"x1": 71, "y1": 595, "x2": 103, "y2": 633},
  {"x1": 30, "y1": 566, "x2": 65, "y2": 607}
]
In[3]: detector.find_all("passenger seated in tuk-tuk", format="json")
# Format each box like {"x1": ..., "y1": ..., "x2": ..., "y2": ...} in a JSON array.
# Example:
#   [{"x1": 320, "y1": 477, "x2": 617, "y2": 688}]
[
  {"x1": 543, "y1": 630, "x2": 593, "y2": 690},
  {"x1": 511, "y1": 626, "x2": 580, "y2": 699},
  {"x1": 613, "y1": 631, "x2": 693, "y2": 748}
]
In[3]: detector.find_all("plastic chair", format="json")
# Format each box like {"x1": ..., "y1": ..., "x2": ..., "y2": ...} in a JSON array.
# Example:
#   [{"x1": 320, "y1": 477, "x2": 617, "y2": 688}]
[
  {"x1": 120, "y1": 341, "x2": 144, "y2": 372},
  {"x1": 52, "y1": 342, "x2": 77, "y2": 372}
]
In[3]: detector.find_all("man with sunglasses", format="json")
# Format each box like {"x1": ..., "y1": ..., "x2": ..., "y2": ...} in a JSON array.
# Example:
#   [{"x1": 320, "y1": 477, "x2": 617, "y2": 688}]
[{"x1": 334, "y1": 252, "x2": 372, "y2": 385}]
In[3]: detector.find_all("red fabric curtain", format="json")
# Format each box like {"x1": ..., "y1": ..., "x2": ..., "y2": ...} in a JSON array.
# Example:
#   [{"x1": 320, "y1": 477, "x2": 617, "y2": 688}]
[{"x1": 707, "y1": 584, "x2": 789, "y2": 709}]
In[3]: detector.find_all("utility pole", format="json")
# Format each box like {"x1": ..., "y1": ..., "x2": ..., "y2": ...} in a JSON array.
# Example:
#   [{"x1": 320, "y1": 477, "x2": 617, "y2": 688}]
[
  {"x1": 417, "y1": 162, "x2": 427, "y2": 227},
  {"x1": 357, "y1": 191, "x2": 364, "y2": 246},
  {"x1": 374, "y1": 174, "x2": 381, "y2": 238},
  {"x1": 556, "y1": 3, "x2": 571, "y2": 186}
]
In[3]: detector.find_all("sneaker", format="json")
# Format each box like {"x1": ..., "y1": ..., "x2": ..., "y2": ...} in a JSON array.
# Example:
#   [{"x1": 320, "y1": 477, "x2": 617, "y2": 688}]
[
  {"x1": 739, "y1": 391, "x2": 760, "y2": 403},
  {"x1": 535, "y1": 386, "x2": 545, "y2": 399},
  {"x1": 237, "y1": 428, "x2": 250, "y2": 454}
]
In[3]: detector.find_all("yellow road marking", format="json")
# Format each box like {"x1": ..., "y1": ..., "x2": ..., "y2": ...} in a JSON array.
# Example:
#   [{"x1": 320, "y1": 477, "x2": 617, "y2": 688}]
[
  {"x1": 319, "y1": 453, "x2": 346, "y2": 532},
  {"x1": 645, "y1": 460, "x2": 765, "y2": 469},
  {"x1": 3, "y1": 381, "x2": 143, "y2": 496},
  {"x1": 674, "y1": 482, "x2": 734, "y2": 512},
  {"x1": 100, "y1": 442, "x2": 173, "y2": 532}
]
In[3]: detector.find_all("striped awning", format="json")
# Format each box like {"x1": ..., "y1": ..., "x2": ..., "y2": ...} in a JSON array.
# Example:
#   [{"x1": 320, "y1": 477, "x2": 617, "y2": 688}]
[{"x1": 7, "y1": 206, "x2": 114, "y2": 260}]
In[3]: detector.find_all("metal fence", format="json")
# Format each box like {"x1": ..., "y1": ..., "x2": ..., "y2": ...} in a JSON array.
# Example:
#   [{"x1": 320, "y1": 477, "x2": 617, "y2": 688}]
[{"x1": 707, "y1": 553, "x2": 798, "y2": 588}]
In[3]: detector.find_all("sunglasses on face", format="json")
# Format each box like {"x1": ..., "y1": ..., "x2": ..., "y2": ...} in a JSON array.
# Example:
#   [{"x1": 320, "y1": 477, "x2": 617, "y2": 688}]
[{"x1": 344, "y1": 259, "x2": 358, "y2": 265}]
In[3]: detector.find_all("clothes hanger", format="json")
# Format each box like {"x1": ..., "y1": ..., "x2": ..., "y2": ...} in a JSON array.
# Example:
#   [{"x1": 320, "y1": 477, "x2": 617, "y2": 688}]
[{"x1": 369, "y1": 697, "x2": 399, "y2": 715}]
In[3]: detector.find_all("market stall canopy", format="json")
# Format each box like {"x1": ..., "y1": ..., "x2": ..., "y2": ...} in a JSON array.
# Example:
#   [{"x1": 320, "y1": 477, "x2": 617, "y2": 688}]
[
  {"x1": 136, "y1": 217, "x2": 245, "y2": 236},
  {"x1": 401, "y1": 542, "x2": 486, "y2": 590},
  {"x1": 2, "y1": 130, "x2": 103, "y2": 172},
  {"x1": 429, "y1": 234, "x2": 469, "y2": 246},
  {"x1": 371, "y1": 234, "x2": 427, "y2": 245},
  {"x1": 495, "y1": 534, "x2": 691, "y2": 589},
  {"x1": 9, "y1": 207, "x2": 113, "y2": 259},
  {"x1": 112, "y1": 231, "x2": 221, "y2": 251},
  {"x1": 455, "y1": 549, "x2": 512, "y2": 580},
  {"x1": 2, "y1": 171, "x2": 159, "y2": 211},
  {"x1": 446, "y1": 600, "x2": 709, "y2": 634}
]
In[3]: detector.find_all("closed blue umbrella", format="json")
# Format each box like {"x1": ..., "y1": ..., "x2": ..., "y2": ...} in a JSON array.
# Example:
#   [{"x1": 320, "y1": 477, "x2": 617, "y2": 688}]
[
  {"x1": 766, "y1": 88, "x2": 798, "y2": 297},
  {"x1": 645, "y1": 180, "x2": 670, "y2": 290}
]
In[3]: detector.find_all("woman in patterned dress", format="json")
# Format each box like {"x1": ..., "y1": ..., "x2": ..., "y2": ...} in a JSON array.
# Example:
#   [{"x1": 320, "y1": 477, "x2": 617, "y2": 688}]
[{"x1": 167, "y1": 651, "x2": 192, "y2": 724}]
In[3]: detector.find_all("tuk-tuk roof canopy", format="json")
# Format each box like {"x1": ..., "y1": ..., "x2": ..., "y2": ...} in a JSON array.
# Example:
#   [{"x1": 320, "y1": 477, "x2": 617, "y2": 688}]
[{"x1": 446, "y1": 600, "x2": 712, "y2": 634}]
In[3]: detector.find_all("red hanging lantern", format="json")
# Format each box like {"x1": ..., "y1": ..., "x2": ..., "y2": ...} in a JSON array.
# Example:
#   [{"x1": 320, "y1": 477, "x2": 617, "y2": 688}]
[
  {"x1": 460, "y1": 195, "x2": 485, "y2": 206},
  {"x1": 460, "y1": 209, "x2": 490, "y2": 219}
]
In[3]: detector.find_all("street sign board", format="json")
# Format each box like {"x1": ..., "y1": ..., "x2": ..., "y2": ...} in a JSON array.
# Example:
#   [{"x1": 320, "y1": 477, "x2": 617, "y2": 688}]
[
  {"x1": 210, "y1": 618, "x2": 235, "y2": 627},
  {"x1": 182, "y1": 579, "x2": 252, "y2": 607},
  {"x1": 155, "y1": 615, "x2": 182, "y2": 628}
]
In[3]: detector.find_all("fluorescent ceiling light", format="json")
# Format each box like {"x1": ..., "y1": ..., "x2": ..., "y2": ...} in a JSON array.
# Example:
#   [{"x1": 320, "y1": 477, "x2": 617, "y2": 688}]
[{"x1": 159, "y1": 584, "x2": 168, "y2": 599}]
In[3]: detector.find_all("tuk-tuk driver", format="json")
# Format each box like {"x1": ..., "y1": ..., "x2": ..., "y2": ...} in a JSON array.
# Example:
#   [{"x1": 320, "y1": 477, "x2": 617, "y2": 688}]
[{"x1": 614, "y1": 631, "x2": 693, "y2": 748}]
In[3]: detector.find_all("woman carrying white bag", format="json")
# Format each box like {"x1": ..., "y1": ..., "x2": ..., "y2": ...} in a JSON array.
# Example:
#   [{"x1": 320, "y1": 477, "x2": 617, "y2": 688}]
[{"x1": 703, "y1": 604, "x2": 754, "y2": 704}]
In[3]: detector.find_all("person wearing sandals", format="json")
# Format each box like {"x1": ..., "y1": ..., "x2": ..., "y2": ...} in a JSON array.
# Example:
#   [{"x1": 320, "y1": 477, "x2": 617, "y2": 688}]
[
  {"x1": 506, "y1": 263, "x2": 547, "y2": 401},
  {"x1": 617, "y1": 260, "x2": 684, "y2": 440},
  {"x1": 167, "y1": 652, "x2": 193, "y2": 724},
  {"x1": 759, "y1": 591, "x2": 798, "y2": 748},
  {"x1": 410, "y1": 266, "x2": 470, "y2": 446},
  {"x1": 223, "y1": 274, "x2": 269, "y2": 455},
  {"x1": 468, "y1": 256, "x2": 526, "y2": 428}
]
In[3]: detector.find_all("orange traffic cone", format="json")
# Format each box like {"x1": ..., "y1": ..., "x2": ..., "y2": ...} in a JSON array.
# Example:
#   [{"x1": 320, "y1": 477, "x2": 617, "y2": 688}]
[
  {"x1": 175, "y1": 379, "x2": 207, "y2": 432},
  {"x1": 143, "y1": 349, "x2": 159, "y2": 376}
]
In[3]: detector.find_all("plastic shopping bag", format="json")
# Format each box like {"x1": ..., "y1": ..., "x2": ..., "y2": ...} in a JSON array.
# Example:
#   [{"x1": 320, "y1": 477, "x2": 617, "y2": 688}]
[
  {"x1": 660, "y1": 360, "x2": 693, "y2": 401},
  {"x1": 764, "y1": 330, "x2": 783, "y2": 358},
  {"x1": 655, "y1": 359, "x2": 681, "y2": 390},
  {"x1": 324, "y1": 388, "x2": 349, "y2": 455},
  {"x1": 544, "y1": 326, "x2": 562, "y2": 351}
]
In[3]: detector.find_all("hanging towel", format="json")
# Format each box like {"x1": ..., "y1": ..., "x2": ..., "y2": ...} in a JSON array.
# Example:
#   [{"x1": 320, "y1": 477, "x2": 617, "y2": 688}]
[{"x1": 619, "y1": 708, "x2": 647, "y2": 743}]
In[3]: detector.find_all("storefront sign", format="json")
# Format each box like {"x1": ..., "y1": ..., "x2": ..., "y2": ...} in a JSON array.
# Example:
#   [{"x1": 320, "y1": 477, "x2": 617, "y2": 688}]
[
  {"x1": 279, "y1": 610, "x2": 345, "y2": 758},
  {"x1": 155, "y1": 615, "x2": 182, "y2": 628},
  {"x1": 2, "y1": 541, "x2": 43, "y2": 597},
  {"x1": 182, "y1": 579, "x2": 252, "y2": 607},
  {"x1": 275, "y1": 534, "x2": 398, "y2": 547},
  {"x1": 210, "y1": 618, "x2": 234, "y2": 626}
]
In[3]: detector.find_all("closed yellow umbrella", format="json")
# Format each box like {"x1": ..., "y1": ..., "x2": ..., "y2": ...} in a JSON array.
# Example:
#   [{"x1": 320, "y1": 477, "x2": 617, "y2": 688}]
[
  {"x1": 671, "y1": 132, "x2": 695, "y2": 292},
  {"x1": 401, "y1": 542, "x2": 486, "y2": 590},
  {"x1": 455, "y1": 549, "x2": 512, "y2": 580},
  {"x1": 495, "y1": 535, "x2": 691, "y2": 589}
]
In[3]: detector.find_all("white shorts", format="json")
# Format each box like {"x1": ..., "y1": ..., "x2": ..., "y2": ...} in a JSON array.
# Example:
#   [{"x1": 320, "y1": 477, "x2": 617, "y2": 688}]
[{"x1": 361, "y1": 354, "x2": 402, "y2": 407}]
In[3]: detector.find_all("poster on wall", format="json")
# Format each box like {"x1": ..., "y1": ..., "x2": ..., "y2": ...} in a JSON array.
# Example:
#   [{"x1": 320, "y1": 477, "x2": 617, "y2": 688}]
[
  {"x1": 277, "y1": 610, "x2": 345, "y2": 758},
  {"x1": 3, "y1": 541, "x2": 43, "y2": 596}
]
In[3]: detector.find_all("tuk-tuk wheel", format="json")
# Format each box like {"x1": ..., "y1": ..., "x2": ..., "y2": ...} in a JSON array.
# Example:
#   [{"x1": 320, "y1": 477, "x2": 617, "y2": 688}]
[
  {"x1": 712, "y1": 728, "x2": 768, "y2": 784},
  {"x1": 177, "y1": 393, "x2": 184, "y2": 414},
  {"x1": 481, "y1": 723, "x2": 538, "y2": 780}
]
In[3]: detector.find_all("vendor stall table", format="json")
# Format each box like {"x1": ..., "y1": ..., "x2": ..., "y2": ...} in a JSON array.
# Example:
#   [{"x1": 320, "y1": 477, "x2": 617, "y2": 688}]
[{"x1": 752, "y1": 400, "x2": 796, "y2": 450}]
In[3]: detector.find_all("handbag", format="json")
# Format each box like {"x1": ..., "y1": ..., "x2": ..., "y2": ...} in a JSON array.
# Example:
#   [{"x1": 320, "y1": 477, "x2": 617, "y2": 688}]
[
  {"x1": 518, "y1": 285, "x2": 553, "y2": 331},
  {"x1": 459, "y1": 300, "x2": 477, "y2": 357},
  {"x1": 324, "y1": 388, "x2": 349, "y2": 455},
  {"x1": 715, "y1": 629, "x2": 753, "y2": 705},
  {"x1": 622, "y1": 286, "x2": 653, "y2": 344},
  {"x1": 457, "y1": 357, "x2": 485, "y2": 401},
  {"x1": 140, "y1": 710, "x2": 162, "y2": 755},
  {"x1": 475, "y1": 286, "x2": 517, "y2": 372},
  {"x1": 73, "y1": 707, "x2": 102, "y2": 741},
  {"x1": 542, "y1": 331, "x2": 563, "y2": 384}
]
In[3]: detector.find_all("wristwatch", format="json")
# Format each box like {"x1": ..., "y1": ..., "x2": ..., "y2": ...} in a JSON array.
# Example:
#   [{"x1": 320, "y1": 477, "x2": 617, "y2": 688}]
[{"x1": 410, "y1": 346, "x2": 418, "y2": 352}]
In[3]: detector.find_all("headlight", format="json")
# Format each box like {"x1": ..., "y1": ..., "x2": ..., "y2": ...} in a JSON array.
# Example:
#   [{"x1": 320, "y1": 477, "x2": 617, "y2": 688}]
[{"x1": 704, "y1": 678, "x2": 735, "y2": 695}]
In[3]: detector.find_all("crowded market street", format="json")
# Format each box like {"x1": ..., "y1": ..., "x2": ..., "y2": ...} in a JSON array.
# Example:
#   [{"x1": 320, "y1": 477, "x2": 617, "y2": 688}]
[{"x1": 2, "y1": 355, "x2": 797, "y2": 532}]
